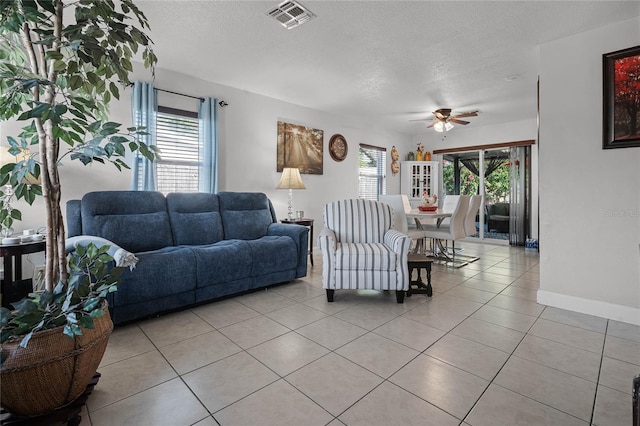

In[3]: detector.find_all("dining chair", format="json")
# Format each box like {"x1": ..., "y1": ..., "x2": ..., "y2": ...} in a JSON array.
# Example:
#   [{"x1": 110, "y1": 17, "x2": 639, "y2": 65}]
[
  {"x1": 379, "y1": 194, "x2": 426, "y2": 253},
  {"x1": 447, "y1": 194, "x2": 483, "y2": 263},
  {"x1": 465, "y1": 195, "x2": 483, "y2": 237},
  {"x1": 422, "y1": 195, "x2": 470, "y2": 266},
  {"x1": 437, "y1": 194, "x2": 460, "y2": 227}
]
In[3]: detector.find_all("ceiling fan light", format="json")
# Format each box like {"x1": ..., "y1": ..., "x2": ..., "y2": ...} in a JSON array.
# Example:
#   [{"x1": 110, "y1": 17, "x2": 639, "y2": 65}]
[
  {"x1": 434, "y1": 121, "x2": 444, "y2": 132},
  {"x1": 444, "y1": 122, "x2": 454, "y2": 131}
]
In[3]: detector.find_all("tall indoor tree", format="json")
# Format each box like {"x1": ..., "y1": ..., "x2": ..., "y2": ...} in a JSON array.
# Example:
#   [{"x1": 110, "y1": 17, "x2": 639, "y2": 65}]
[{"x1": 0, "y1": 0, "x2": 158, "y2": 292}]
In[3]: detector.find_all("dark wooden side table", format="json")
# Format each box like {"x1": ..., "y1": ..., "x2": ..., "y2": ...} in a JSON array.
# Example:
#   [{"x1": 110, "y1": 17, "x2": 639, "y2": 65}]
[
  {"x1": 407, "y1": 253, "x2": 433, "y2": 297},
  {"x1": 280, "y1": 218, "x2": 314, "y2": 266},
  {"x1": 1, "y1": 240, "x2": 46, "y2": 308}
]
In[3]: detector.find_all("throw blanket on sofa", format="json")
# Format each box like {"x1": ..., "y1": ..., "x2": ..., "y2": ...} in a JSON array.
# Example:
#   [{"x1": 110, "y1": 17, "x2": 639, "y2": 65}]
[{"x1": 66, "y1": 235, "x2": 139, "y2": 270}]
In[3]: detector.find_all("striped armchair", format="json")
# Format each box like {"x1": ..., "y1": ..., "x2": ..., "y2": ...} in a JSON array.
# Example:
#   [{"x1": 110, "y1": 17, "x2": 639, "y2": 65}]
[{"x1": 318, "y1": 199, "x2": 412, "y2": 303}]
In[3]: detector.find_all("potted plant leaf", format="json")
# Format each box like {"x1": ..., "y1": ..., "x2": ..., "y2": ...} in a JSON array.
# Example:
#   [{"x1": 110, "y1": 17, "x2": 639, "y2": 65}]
[{"x1": 0, "y1": 0, "x2": 157, "y2": 416}]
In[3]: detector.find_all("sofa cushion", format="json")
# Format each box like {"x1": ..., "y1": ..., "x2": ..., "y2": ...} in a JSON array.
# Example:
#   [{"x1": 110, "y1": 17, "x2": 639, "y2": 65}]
[
  {"x1": 335, "y1": 242, "x2": 397, "y2": 271},
  {"x1": 218, "y1": 192, "x2": 275, "y2": 240},
  {"x1": 66, "y1": 199, "x2": 82, "y2": 237},
  {"x1": 166, "y1": 193, "x2": 224, "y2": 245},
  {"x1": 80, "y1": 191, "x2": 173, "y2": 253},
  {"x1": 191, "y1": 240, "x2": 253, "y2": 287},
  {"x1": 113, "y1": 246, "x2": 196, "y2": 304},
  {"x1": 246, "y1": 236, "x2": 298, "y2": 275}
]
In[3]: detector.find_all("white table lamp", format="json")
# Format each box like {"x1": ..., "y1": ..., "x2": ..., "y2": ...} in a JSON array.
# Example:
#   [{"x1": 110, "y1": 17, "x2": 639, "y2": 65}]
[{"x1": 277, "y1": 167, "x2": 306, "y2": 219}]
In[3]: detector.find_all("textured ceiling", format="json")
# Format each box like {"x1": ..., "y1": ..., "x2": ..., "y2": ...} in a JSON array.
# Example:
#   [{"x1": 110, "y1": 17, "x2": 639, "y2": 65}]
[{"x1": 136, "y1": 1, "x2": 640, "y2": 135}]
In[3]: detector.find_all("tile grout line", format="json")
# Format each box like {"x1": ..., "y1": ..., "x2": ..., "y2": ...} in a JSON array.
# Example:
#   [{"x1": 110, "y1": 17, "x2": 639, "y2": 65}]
[{"x1": 590, "y1": 319, "x2": 609, "y2": 426}]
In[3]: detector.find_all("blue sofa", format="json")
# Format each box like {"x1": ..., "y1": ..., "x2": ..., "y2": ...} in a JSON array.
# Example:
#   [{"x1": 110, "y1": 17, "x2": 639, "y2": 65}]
[{"x1": 66, "y1": 191, "x2": 309, "y2": 324}]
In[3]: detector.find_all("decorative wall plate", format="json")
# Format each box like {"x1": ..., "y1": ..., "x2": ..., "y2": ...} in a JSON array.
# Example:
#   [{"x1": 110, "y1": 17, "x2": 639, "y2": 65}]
[{"x1": 329, "y1": 134, "x2": 348, "y2": 162}]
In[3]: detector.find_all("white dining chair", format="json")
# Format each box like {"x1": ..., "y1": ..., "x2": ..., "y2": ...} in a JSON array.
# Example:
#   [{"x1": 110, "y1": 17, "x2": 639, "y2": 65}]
[
  {"x1": 436, "y1": 194, "x2": 460, "y2": 227},
  {"x1": 422, "y1": 195, "x2": 470, "y2": 266},
  {"x1": 465, "y1": 195, "x2": 483, "y2": 237},
  {"x1": 446, "y1": 194, "x2": 483, "y2": 263},
  {"x1": 379, "y1": 194, "x2": 427, "y2": 253}
]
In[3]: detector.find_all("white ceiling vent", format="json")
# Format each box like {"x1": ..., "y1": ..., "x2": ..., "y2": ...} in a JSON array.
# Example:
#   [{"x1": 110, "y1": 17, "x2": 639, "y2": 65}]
[{"x1": 266, "y1": 1, "x2": 315, "y2": 29}]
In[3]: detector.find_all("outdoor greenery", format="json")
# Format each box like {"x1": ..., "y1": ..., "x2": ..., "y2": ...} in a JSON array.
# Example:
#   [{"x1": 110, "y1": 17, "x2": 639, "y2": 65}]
[{"x1": 442, "y1": 159, "x2": 510, "y2": 202}]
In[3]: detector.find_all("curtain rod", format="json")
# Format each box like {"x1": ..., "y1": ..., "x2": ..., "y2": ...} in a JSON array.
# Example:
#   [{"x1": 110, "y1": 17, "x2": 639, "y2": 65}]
[
  {"x1": 127, "y1": 83, "x2": 228, "y2": 107},
  {"x1": 156, "y1": 87, "x2": 204, "y2": 102}
]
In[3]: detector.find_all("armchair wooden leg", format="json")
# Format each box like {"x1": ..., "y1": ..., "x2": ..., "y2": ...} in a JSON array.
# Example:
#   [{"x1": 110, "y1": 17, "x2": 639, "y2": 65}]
[
  {"x1": 326, "y1": 289, "x2": 335, "y2": 302},
  {"x1": 396, "y1": 291, "x2": 405, "y2": 303}
]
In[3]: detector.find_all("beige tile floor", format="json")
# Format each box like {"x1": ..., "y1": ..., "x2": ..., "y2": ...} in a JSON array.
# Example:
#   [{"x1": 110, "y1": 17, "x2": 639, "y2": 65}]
[{"x1": 81, "y1": 242, "x2": 639, "y2": 426}]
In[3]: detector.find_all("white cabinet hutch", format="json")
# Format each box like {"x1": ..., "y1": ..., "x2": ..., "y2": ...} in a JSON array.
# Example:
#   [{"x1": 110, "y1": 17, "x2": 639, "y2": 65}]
[{"x1": 400, "y1": 161, "x2": 440, "y2": 208}]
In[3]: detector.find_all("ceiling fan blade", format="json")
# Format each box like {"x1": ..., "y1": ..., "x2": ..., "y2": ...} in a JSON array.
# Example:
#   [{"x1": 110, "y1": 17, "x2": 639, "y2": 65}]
[
  {"x1": 452, "y1": 111, "x2": 478, "y2": 119},
  {"x1": 426, "y1": 122, "x2": 436, "y2": 128},
  {"x1": 450, "y1": 119, "x2": 470, "y2": 125},
  {"x1": 434, "y1": 111, "x2": 447, "y2": 120}
]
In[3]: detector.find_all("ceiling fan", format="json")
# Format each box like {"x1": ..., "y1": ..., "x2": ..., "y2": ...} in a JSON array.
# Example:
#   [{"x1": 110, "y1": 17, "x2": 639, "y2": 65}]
[{"x1": 412, "y1": 108, "x2": 479, "y2": 132}]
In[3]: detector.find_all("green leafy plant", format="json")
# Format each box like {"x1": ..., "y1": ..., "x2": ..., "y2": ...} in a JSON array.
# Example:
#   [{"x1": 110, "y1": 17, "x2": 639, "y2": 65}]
[
  {"x1": 0, "y1": 243, "x2": 122, "y2": 363},
  {"x1": 0, "y1": 0, "x2": 158, "y2": 295},
  {"x1": 0, "y1": 0, "x2": 158, "y2": 365}
]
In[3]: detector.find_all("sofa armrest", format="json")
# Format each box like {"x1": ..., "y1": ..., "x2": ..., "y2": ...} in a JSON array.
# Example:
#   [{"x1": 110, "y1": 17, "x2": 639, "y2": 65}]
[
  {"x1": 318, "y1": 227, "x2": 337, "y2": 253},
  {"x1": 267, "y1": 223, "x2": 308, "y2": 248},
  {"x1": 384, "y1": 229, "x2": 411, "y2": 291},
  {"x1": 384, "y1": 229, "x2": 411, "y2": 255},
  {"x1": 66, "y1": 235, "x2": 139, "y2": 270},
  {"x1": 318, "y1": 227, "x2": 337, "y2": 290},
  {"x1": 267, "y1": 223, "x2": 309, "y2": 277}
]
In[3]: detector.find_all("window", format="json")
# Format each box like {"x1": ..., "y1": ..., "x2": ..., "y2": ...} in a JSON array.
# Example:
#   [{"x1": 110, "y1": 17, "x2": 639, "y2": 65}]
[
  {"x1": 135, "y1": 106, "x2": 200, "y2": 193},
  {"x1": 358, "y1": 144, "x2": 386, "y2": 200}
]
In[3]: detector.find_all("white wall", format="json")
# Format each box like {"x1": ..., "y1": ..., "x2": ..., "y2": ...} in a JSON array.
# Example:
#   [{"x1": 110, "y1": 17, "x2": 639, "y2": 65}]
[
  {"x1": 538, "y1": 17, "x2": 640, "y2": 325},
  {"x1": 1, "y1": 65, "x2": 412, "y2": 276}
]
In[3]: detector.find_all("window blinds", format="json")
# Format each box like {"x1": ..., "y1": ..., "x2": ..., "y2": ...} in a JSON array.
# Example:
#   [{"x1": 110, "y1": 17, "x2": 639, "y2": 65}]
[
  {"x1": 142, "y1": 109, "x2": 200, "y2": 193},
  {"x1": 358, "y1": 145, "x2": 387, "y2": 200}
]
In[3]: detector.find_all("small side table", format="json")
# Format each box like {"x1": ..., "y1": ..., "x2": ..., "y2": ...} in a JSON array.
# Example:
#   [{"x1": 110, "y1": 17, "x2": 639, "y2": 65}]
[
  {"x1": 280, "y1": 218, "x2": 314, "y2": 266},
  {"x1": 1, "y1": 240, "x2": 46, "y2": 308},
  {"x1": 407, "y1": 253, "x2": 433, "y2": 297}
]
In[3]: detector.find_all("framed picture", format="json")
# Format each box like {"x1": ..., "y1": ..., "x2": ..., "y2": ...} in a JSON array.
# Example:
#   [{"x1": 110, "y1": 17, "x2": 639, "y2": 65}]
[
  {"x1": 603, "y1": 45, "x2": 640, "y2": 149},
  {"x1": 276, "y1": 121, "x2": 324, "y2": 174}
]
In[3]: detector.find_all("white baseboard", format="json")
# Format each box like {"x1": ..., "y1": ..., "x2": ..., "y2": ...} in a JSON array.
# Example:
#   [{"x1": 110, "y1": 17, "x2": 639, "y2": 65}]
[{"x1": 537, "y1": 290, "x2": 640, "y2": 326}]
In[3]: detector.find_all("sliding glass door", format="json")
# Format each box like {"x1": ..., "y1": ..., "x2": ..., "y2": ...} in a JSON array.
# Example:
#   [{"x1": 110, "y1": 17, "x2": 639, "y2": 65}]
[
  {"x1": 483, "y1": 149, "x2": 511, "y2": 241},
  {"x1": 440, "y1": 146, "x2": 531, "y2": 244},
  {"x1": 442, "y1": 151, "x2": 482, "y2": 237}
]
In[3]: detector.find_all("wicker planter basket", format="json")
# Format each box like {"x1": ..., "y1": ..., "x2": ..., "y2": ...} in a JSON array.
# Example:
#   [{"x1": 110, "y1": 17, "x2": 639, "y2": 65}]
[{"x1": 0, "y1": 305, "x2": 113, "y2": 416}]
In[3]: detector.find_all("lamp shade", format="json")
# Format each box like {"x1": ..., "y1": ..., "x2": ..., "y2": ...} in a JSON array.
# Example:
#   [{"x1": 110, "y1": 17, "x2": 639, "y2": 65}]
[
  {"x1": 276, "y1": 167, "x2": 306, "y2": 190},
  {"x1": 433, "y1": 121, "x2": 454, "y2": 133}
]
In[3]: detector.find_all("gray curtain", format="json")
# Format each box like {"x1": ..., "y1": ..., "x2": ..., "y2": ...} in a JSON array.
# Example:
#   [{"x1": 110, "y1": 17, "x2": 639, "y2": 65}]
[
  {"x1": 460, "y1": 158, "x2": 504, "y2": 180},
  {"x1": 509, "y1": 146, "x2": 529, "y2": 245}
]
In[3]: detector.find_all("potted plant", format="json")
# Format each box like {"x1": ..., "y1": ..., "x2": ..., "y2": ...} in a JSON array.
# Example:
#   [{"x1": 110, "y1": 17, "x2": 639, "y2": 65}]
[{"x1": 0, "y1": 0, "x2": 157, "y2": 416}]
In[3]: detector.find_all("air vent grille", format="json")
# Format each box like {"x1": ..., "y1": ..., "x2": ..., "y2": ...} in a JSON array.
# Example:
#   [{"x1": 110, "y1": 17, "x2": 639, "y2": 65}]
[{"x1": 266, "y1": 1, "x2": 315, "y2": 29}]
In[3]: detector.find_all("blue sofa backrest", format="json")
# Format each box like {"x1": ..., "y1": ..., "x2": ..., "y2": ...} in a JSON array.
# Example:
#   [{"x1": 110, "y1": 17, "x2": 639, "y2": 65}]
[
  {"x1": 79, "y1": 191, "x2": 174, "y2": 252},
  {"x1": 166, "y1": 192, "x2": 224, "y2": 245},
  {"x1": 218, "y1": 192, "x2": 276, "y2": 240}
]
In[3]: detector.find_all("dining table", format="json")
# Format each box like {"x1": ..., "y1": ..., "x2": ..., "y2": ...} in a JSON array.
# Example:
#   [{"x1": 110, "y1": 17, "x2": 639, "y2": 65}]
[
  {"x1": 406, "y1": 209, "x2": 452, "y2": 225},
  {"x1": 405, "y1": 208, "x2": 454, "y2": 259}
]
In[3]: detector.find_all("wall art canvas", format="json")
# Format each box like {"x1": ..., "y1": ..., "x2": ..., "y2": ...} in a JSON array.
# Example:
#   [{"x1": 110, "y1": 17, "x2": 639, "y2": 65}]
[
  {"x1": 603, "y1": 45, "x2": 640, "y2": 149},
  {"x1": 277, "y1": 121, "x2": 324, "y2": 174}
]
